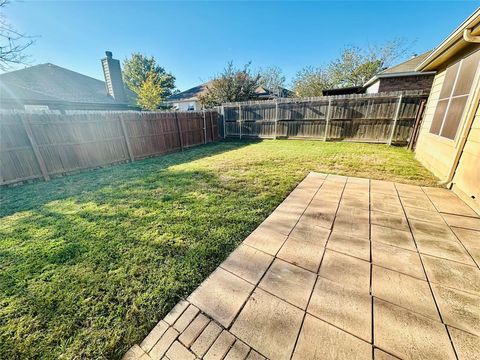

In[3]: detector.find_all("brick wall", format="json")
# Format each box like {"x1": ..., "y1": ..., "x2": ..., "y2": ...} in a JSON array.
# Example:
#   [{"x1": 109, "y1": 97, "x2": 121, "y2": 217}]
[{"x1": 378, "y1": 75, "x2": 435, "y2": 93}]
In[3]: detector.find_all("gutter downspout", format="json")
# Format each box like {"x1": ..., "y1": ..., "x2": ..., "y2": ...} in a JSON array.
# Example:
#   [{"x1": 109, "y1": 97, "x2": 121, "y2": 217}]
[{"x1": 443, "y1": 31, "x2": 480, "y2": 187}]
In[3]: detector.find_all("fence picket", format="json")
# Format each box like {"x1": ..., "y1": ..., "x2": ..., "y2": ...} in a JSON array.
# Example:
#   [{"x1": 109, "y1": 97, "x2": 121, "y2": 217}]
[
  {"x1": 324, "y1": 99, "x2": 331, "y2": 141},
  {"x1": 21, "y1": 116, "x2": 50, "y2": 181},
  {"x1": 221, "y1": 105, "x2": 226, "y2": 139},
  {"x1": 388, "y1": 95, "x2": 403, "y2": 146},
  {"x1": 202, "y1": 109, "x2": 207, "y2": 144},
  {"x1": 209, "y1": 111, "x2": 214, "y2": 142},
  {"x1": 238, "y1": 104, "x2": 242, "y2": 139},
  {"x1": 119, "y1": 115, "x2": 134, "y2": 162},
  {"x1": 174, "y1": 112, "x2": 184, "y2": 151},
  {"x1": 274, "y1": 99, "x2": 278, "y2": 140}
]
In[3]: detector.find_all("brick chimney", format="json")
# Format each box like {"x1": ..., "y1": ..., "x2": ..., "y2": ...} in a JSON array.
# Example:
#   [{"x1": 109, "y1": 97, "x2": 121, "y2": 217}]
[{"x1": 101, "y1": 51, "x2": 126, "y2": 103}]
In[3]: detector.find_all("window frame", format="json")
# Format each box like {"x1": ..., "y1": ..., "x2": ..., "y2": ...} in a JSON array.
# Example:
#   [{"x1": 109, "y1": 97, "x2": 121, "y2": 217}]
[{"x1": 430, "y1": 50, "x2": 480, "y2": 141}]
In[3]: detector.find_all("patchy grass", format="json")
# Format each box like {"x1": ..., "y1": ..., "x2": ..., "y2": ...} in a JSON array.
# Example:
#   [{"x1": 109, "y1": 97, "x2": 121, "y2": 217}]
[{"x1": 0, "y1": 140, "x2": 437, "y2": 359}]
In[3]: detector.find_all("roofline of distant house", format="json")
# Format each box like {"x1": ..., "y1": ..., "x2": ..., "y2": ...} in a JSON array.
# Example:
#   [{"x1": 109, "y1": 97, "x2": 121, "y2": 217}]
[
  {"x1": 0, "y1": 62, "x2": 137, "y2": 106},
  {"x1": 416, "y1": 8, "x2": 480, "y2": 71},
  {"x1": 0, "y1": 63, "x2": 107, "y2": 84},
  {"x1": 0, "y1": 97, "x2": 136, "y2": 109},
  {"x1": 166, "y1": 83, "x2": 294, "y2": 103},
  {"x1": 165, "y1": 97, "x2": 199, "y2": 103},
  {"x1": 363, "y1": 70, "x2": 436, "y2": 88}
]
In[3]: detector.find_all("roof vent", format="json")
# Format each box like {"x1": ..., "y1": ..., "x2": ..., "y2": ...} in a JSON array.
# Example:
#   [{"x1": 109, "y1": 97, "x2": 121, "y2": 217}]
[{"x1": 101, "y1": 51, "x2": 126, "y2": 103}]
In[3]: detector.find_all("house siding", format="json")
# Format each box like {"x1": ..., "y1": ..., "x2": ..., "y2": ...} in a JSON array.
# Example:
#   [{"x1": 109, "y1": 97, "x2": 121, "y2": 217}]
[
  {"x1": 415, "y1": 67, "x2": 454, "y2": 180},
  {"x1": 378, "y1": 75, "x2": 435, "y2": 93},
  {"x1": 170, "y1": 100, "x2": 201, "y2": 111},
  {"x1": 365, "y1": 81, "x2": 380, "y2": 94},
  {"x1": 452, "y1": 101, "x2": 480, "y2": 213},
  {"x1": 415, "y1": 45, "x2": 480, "y2": 214}
]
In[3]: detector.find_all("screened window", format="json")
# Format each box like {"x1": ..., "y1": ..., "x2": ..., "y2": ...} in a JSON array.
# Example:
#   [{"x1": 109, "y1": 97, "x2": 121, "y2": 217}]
[{"x1": 430, "y1": 49, "x2": 480, "y2": 140}]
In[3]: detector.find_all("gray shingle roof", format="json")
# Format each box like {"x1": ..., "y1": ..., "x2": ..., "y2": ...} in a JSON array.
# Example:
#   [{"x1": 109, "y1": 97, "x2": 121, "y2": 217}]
[
  {"x1": 380, "y1": 51, "x2": 433, "y2": 75},
  {"x1": 167, "y1": 83, "x2": 209, "y2": 101},
  {"x1": 0, "y1": 63, "x2": 136, "y2": 105}
]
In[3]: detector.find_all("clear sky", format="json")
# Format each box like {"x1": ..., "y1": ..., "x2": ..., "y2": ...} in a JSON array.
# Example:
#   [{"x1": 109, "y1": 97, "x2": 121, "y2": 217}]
[{"x1": 4, "y1": 1, "x2": 479, "y2": 91}]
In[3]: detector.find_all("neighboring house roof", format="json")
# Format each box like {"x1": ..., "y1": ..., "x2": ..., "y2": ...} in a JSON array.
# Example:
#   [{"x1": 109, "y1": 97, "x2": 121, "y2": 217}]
[
  {"x1": 167, "y1": 82, "x2": 210, "y2": 102},
  {"x1": 363, "y1": 51, "x2": 436, "y2": 88},
  {"x1": 166, "y1": 82, "x2": 294, "y2": 102},
  {"x1": 254, "y1": 85, "x2": 295, "y2": 98},
  {"x1": 417, "y1": 8, "x2": 480, "y2": 71},
  {"x1": 0, "y1": 63, "x2": 136, "y2": 105}
]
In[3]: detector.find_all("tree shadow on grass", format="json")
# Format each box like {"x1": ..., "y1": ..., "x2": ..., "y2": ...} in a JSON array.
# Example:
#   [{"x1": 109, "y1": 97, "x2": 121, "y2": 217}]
[
  {"x1": 0, "y1": 140, "x2": 259, "y2": 218},
  {"x1": 0, "y1": 162, "x2": 275, "y2": 359}
]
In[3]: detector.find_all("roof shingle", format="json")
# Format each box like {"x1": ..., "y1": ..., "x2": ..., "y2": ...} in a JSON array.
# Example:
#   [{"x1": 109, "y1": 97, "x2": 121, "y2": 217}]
[
  {"x1": 380, "y1": 51, "x2": 433, "y2": 75},
  {"x1": 0, "y1": 63, "x2": 136, "y2": 105}
]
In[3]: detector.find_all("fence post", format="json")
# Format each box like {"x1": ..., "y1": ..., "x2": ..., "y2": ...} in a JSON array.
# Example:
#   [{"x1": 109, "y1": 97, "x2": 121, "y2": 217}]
[
  {"x1": 209, "y1": 111, "x2": 215, "y2": 141},
  {"x1": 408, "y1": 99, "x2": 426, "y2": 151},
  {"x1": 175, "y1": 112, "x2": 184, "y2": 151},
  {"x1": 388, "y1": 95, "x2": 403, "y2": 146},
  {"x1": 119, "y1": 115, "x2": 134, "y2": 162},
  {"x1": 21, "y1": 116, "x2": 50, "y2": 181},
  {"x1": 202, "y1": 109, "x2": 207, "y2": 144},
  {"x1": 221, "y1": 105, "x2": 226, "y2": 138},
  {"x1": 238, "y1": 104, "x2": 242, "y2": 139},
  {"x1": 274, "y1": 99, "x2": 278, "y2": 140},
  {"x1": 324, "y1": 99, "x2": 332, "y2": 142},
  {"x1": 365, "y1": 98, "x2": 372, "y2": 119}
]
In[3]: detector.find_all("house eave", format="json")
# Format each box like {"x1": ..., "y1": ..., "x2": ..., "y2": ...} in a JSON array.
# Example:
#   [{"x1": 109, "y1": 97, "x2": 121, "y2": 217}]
[
  {"x1": 363, "y1": 71, "x2": 436, "y2": 88},
  {"x1": 416, "y1": 8, "x2": 480, "y2": 71}
]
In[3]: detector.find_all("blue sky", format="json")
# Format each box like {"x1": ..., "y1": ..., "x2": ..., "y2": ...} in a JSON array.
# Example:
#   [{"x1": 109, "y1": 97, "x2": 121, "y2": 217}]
[{"x1": 4, "y1": 1, "x2": 479, "y2": 91}]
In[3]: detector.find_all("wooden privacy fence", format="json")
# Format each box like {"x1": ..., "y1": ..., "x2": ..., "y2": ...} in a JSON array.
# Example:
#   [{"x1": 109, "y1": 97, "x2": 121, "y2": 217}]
[
  {"x1": 221, "y1": 90, "x2": 428, "y2": 144},
  {"x1": 0, "y1": 110, "x2": 219, "y2": 185}
]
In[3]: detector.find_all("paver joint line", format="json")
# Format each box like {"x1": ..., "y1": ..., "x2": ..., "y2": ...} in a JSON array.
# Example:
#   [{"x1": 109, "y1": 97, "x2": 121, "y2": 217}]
[{"x1": 126, "y1": 173, "x2": 479, "y2": 360}]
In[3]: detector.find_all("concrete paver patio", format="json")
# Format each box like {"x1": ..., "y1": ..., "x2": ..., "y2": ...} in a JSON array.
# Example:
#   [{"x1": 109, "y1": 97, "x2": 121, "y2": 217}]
[{"x1": 124, "y1": 172, "x2": 480, "y2": 360}]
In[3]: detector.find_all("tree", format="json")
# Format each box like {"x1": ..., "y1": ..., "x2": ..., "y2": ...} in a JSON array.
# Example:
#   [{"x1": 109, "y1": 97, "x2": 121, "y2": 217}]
[
  {"x1": 0, "y1": 0, "x2": 35, "y2": 70},
  {"x1": 198, "y1": 62, "x2": 261, "y2": 108},
  {"x1": 291, "y1": 39, "x2": 411, "y2": 96},
  {"x1": 136, "y1": 72, "x2": 164, "y2": 110},
  {"x1": 258, "y1": 65, "x2": 286, "y2": 96},
  {"x1": 292, "y1": 66, "x2": 333, "y2": 97},
  {"x1": 123, "y1": 53, "x2": 176, "y2": 98},
  {"x1": 327, "y1": 40, "x2": 410, "y2": 87}
]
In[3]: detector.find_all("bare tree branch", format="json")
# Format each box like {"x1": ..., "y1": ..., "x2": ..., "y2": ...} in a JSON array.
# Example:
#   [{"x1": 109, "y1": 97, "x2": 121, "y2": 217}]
[{"x1": 0, "y1": 0, "x2": 36, "y2": 70}]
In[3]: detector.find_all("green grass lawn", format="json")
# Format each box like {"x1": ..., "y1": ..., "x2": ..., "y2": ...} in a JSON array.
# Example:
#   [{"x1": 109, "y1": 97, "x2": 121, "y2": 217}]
[{"x1": 0, "y1": 140, "x2": 437, "y2": 359}]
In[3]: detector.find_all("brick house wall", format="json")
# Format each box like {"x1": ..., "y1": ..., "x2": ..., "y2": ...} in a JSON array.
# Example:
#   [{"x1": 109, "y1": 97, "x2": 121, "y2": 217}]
[{"x1": 378, "y1": 75, "x2": 435, "y2": 93}]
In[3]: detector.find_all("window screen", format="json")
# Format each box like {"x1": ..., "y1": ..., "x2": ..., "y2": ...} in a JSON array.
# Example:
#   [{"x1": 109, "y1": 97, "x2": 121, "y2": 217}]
[{"x1": 430, "y1": 49, "x2": 480, "y2": 140}]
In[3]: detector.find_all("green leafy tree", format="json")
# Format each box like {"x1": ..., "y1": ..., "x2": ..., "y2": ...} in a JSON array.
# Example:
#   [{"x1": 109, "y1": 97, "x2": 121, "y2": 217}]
[
  {"x1": 292, "y1": 66, "x2": 333, "y2": 97},
  {"x1": 328, "y1": 40, "x2": 410, "y2": 87},
  {"x1": 199, "y1": 62, "x2": 261, "y2": 108},
  {"x1": 137, "y1": 72, "x2": 164, "y2": 110},
  {"x1": 292, "y1": 39, "x2": 411, "y2": 96},
  {"x1": 123, "y1": 53, "x2": 176, "y2": 100}
]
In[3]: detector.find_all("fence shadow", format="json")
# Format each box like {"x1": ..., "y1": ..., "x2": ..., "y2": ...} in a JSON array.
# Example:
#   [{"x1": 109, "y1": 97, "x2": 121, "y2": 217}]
[
  {"x1": 1, "y1": 140, "x2": 253, "y2": 217},
  {"x1": 0, "y1": 154, "x2": 276, "y2": 359}
]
